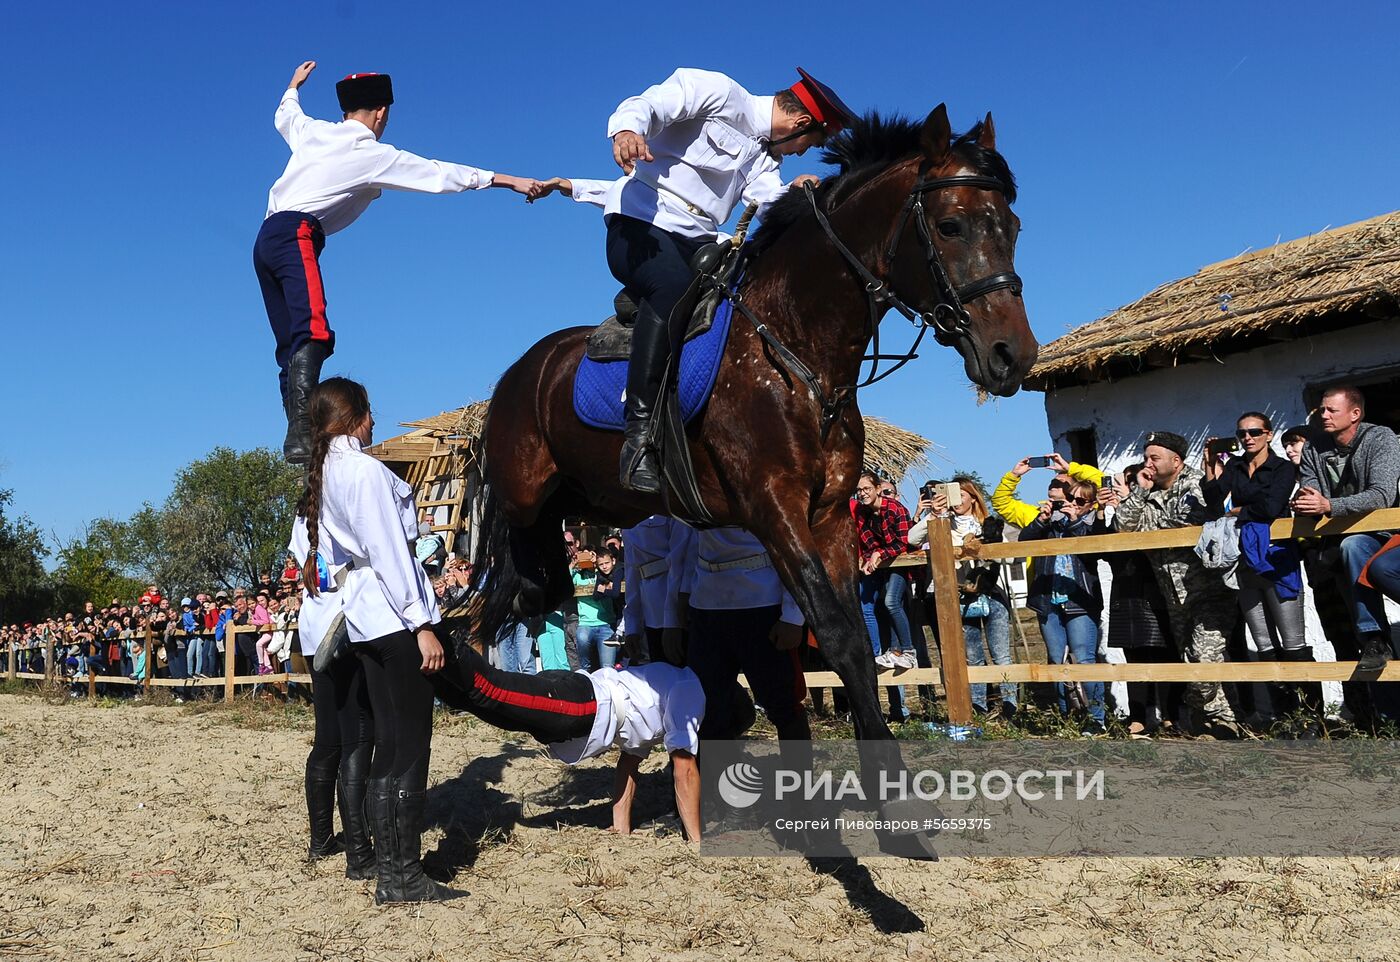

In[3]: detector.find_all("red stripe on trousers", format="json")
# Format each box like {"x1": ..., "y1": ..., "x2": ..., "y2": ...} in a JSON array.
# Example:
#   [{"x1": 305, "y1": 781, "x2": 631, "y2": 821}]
[
  {"x1": 296, "y1": 220, "x2": 331, "y2": 341},
  {"x1": 473, "y1": 673, "x2": 597, "y2": 717}
]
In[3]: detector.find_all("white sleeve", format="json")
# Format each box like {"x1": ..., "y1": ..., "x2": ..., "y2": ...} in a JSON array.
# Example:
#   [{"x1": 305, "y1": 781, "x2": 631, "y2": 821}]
[
  {"x1": 741, "y1": 162, "x2": 788, "y2": 211},
  {"x1": 569, "y1": 178, "x2": 614, "y2": 208},
  {"x1": 907, "y1": 517, "x2": 930, "y2": 547},
  {"x1": 606, "y1": 68, "x2": 733, "y2": 139},
  {"x1": 288, "y1": 516, "x2": 310, "y2": 566},
  {"x1": 348, "y1": 464, "x2": 440, "y2": 630},
  {"x1": 274, "y1": 88, "x2": 313, "y2": 148},
  {"x1": 362, "y1": 142, "x2": 495, "y2": 194}
]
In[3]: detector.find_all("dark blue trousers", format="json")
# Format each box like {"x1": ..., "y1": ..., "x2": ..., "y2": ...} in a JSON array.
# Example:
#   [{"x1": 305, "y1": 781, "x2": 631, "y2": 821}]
[
  {"x1": 254, "y1": 211, "x2": 335, "y2": 402},
  {"x1": 688, "y1": 605, "x2": 811, "y2": 742},
  {"x1": 604, "y1": 214, "x2": 705, "y2": 324}
]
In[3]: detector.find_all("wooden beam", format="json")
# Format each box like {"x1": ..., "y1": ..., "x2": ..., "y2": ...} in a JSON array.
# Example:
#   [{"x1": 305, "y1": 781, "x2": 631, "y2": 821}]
[
  {"x1": 967, "y1": 661, "x2": 1400, "y2": 683},
  {"x1": 927, "y1": 517, "x2": 973, "y2": 724}
]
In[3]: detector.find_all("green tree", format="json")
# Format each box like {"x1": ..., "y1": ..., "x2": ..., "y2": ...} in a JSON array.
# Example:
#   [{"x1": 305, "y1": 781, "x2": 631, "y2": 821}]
[
  {"x1": 169, "y1": 447, "x2": 302, "y2": 590},
  {"x1": 0, "y1": 488, "x2": 51, "y2": 622},
  {"x1": 51, "y1": 531, "x2": 144, "y2": 610}
]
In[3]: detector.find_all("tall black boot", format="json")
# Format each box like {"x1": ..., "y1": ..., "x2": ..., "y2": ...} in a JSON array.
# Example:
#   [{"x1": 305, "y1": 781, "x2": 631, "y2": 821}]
[
  {"x1": 619, "y1": 303, "x2": 671, "y2": 494},
  {"x1": 283, "y1": 341, "x2": 331, "y2": 465},
  {"x1": 372, "y1": 768, "x2": 464, "y2": 904},
  {"x1": 338, "y1": 742, "x2": 375, "y2": 880},
  {"x1": 305, "y1": 748, "x2": 343, "y2": 860}
]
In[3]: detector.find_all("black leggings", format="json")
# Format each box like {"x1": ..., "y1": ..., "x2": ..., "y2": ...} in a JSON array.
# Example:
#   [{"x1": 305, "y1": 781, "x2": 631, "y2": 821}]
[
  {"x1": 308, "y1": 649, "x2": 372, "y2": 768},
  {"x1": 357, "y1": 631, "x2": 438, "y2": 782},
  {"x1": 433, "y1": 640, "x2": 597, "y2": 746}
]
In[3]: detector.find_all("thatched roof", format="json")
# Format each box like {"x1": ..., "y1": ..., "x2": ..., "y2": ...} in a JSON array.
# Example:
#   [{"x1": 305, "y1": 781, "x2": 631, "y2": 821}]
[
  {"x1": 1026, "y1": 211, "x2": 1400, "y2": 391},
  {"x1": 376, "y1": 402, "x2": 930, "y2": 481}
]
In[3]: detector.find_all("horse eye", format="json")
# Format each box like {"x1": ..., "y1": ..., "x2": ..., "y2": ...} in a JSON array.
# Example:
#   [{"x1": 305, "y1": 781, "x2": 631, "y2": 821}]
[{"x1": 937, "y1": 219, "x2": 962, "y2": 238}]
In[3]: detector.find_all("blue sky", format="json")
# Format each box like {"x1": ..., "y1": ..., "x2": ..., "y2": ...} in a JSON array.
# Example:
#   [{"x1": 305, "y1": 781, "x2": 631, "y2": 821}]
[{"x1": 5, "y1": 1, "x2": 1398, "y2": 547}]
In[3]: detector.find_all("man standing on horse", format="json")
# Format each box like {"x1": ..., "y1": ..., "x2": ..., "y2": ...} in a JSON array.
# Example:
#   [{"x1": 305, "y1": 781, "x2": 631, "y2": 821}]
[
  {"x1": 603, "y1": 67, "x2": 855, "y2": 493},
  {"x1": 256, "y1": 61, "x2": 544, "y2": 464}
]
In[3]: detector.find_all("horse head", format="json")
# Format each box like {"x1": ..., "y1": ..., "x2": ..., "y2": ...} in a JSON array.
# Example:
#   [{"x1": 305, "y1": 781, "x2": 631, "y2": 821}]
[{"x1": 886, "y1": 104, "x2": 1037, "y2": 396}]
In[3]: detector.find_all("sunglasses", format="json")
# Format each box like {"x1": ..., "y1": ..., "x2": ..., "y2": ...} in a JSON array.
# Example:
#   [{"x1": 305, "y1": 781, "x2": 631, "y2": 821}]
[
  {"x1": 1069, "y1": 496, "x2": 1093, "y2": 507},
  {"x1": 1235, "y1": 428, "x2": 1267, "y2": 439}
]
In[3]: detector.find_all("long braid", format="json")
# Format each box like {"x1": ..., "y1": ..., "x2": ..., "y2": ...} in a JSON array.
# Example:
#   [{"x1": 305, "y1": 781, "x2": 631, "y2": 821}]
[{"x1": 295, "y1": 377, "x2": 372, "y2": 597}]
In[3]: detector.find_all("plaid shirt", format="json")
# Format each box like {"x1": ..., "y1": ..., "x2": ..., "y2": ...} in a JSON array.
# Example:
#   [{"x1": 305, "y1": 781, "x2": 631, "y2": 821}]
[{"x1": 854, "y1": 496, "x2": 912, "y2": 562}]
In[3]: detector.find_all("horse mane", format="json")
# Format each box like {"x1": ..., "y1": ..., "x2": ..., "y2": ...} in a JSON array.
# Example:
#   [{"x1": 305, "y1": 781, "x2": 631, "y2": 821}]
[{"x1": 748, "y1": 111, "x2": 1017, "y2": 255}]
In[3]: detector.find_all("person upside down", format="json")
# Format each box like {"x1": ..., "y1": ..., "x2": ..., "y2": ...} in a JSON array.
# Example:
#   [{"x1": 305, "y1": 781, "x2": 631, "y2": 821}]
[{"x1": 431, "y1": 640, "x2": 718, "y2": 839}]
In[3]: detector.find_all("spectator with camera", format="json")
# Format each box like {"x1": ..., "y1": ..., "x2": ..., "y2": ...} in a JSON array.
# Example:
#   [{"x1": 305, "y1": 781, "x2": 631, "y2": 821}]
[
  {"x1": 1020, "y1": 478, "x2": 1107, "y2": 732},
  {"x1": 992, "y1": 453, "x2": 1103, "y2": 530},
  {"x1": 1113, "y1": 431, "x2": 1241, "y2": 739},
  {"x1": 1203, "y1": 412, "x2": 1320, "y2": 727},
  {"x1": 910, "y1": 477, "x2": 1016, "y2": 717}
]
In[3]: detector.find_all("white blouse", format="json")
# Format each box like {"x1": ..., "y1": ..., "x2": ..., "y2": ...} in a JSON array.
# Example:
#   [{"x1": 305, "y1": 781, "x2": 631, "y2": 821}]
[{"x1": 289, "y1": 435, "x2": 440, "y2": 650}]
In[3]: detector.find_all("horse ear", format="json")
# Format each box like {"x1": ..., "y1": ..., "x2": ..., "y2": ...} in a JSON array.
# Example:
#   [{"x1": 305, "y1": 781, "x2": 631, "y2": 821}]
[
  {"x1": 977, "y1": 112, "x2": 996, "y2": 150},
  {"x1": 920, "y1": 104, "x2": 952, "y2": 164}
]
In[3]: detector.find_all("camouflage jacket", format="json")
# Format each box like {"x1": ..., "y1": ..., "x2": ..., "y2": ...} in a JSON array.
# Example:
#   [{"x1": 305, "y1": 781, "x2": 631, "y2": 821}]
[{"x1": 1112, "y1": 464, "x2": 1213, "y2": 578}]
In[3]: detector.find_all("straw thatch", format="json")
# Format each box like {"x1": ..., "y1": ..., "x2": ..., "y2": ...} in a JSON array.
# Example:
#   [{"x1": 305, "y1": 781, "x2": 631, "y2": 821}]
[
  {"x1": 381, "y1": 403, "x2": 931, "y2": 481},
  {"x1": 1025, "y1": 211, "x2": 1400, "y2": 391}
]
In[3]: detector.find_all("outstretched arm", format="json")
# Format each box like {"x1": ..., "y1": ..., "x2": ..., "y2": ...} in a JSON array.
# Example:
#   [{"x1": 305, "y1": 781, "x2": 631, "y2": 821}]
[
  {"x1": 607, "y1": 68, "x2": 733, "y2": 172},
  {"x1": 610, "y1": 751, "x2": 643, "y2": 834}
]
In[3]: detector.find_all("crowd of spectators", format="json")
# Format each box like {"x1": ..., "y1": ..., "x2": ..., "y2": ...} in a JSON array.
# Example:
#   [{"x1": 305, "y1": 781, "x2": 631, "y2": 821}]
[
  {"x1": 11, "y1": 383, "x2": 1400, "y2": 740},
  {"x1": 1, "y1": 563, "x2": 305, "y2": 698},
  {"x1": 844, "y1": 382, "x2": 1400, "y2": 738}
]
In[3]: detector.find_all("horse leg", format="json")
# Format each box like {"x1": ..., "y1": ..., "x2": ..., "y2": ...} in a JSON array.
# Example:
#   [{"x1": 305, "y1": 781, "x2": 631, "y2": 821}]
[{"x1": 753, "y1": 498, "x2": 938, "y2": 859}]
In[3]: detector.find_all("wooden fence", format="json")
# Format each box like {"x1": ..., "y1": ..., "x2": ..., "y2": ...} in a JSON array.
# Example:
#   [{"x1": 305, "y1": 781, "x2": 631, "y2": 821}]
[
  {"x1": 8, "y1": 506, "x2": 1400, "y2": 724},
  {"x1": 5, "y1": 624, "x2": 310, "y2": 702}
]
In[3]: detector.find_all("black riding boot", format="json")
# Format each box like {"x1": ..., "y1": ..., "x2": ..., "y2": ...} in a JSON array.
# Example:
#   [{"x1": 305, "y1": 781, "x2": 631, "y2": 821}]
[
  {"x1": 282, "y1": 341, "x2": 331, "y2": 465},
  {"x1": 619, "y1": 303, "x2": 671, "y2": 494},
  {"x1": 338, "y1": 742, "x2": 376, "y2": 880},
  {"x1": 305, "y1": 749, "x2": 343, "y2": 860},
  {"x1": 370, "y1": 767, "x2": 463, "y2": 904}
]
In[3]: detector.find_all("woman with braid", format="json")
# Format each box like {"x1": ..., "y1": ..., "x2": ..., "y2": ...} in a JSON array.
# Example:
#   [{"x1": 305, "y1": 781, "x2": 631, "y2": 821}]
[{"x1": 289, "y1": 377, "x2": 456, "y2": 904}]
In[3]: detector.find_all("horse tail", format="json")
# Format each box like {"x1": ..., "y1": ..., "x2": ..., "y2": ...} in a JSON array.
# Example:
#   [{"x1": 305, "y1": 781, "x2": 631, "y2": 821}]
[{"x1": 469, "y1": 483, "x2": 548, "y2": 647}]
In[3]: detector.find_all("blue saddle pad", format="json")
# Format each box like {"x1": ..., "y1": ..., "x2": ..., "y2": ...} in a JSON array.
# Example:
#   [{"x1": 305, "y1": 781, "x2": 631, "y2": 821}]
[{"x1": 573, "y1": 297, "x2": 734, "y2": 431}]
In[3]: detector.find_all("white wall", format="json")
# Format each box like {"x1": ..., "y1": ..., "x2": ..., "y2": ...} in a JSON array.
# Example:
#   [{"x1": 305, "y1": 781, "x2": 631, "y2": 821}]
[{"x1": 1038, "y1": 319, "x2": 1400, "y2": 712}]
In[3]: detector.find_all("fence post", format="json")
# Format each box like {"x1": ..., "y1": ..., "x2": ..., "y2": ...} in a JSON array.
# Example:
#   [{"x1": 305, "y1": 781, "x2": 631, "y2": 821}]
[
  {"x1": 224, "y1": 625, "x2": 236, "y2": 703},
  {"x1": 7, "y1": 640, "x2": 15, "y2": 681},
  {"x1": 44, "y1": 633, "x2": 54, "y2": 685},
  {"x1": 927, "y1": 516, "x2": 974, "y2": 724}
]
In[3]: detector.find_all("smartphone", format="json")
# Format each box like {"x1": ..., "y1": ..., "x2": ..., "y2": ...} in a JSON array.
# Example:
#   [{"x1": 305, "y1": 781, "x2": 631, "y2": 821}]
[
  {"x1": 1207, "y1": 437, "x2": 1241, "y2": 456},
  {"x1": 937, "y1": 481, "x2": 963, "y2": 508},
  {"x1": 1026, "y1": 456, "x2": 1054, "y2": 468}
]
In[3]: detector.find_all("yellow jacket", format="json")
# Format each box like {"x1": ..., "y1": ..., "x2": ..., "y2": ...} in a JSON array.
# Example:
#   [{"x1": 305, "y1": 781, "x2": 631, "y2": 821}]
[{"x1": 990, "y1": 462, "x2": 1105, "y2": 529}]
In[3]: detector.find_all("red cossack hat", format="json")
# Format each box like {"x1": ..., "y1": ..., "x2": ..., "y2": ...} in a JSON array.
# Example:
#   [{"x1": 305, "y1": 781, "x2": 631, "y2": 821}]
[
  {"x1": 337, "y1": 73, "x2": 394, "y2": 113},
  {"x1": 789, "y1": 68, "x2": 856, "y2": 135}
]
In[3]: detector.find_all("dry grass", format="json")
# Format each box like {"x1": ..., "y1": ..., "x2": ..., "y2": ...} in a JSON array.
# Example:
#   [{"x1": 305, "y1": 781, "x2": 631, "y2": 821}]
[{"x1": 1027, "y1": 210, "x2": 1400, "y2": 389}]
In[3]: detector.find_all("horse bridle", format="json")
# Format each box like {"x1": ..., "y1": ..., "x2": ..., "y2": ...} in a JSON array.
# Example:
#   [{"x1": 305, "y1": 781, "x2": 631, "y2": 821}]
[{"x1": 728, "y1": 173, "x2": 1022, "y2": 438}]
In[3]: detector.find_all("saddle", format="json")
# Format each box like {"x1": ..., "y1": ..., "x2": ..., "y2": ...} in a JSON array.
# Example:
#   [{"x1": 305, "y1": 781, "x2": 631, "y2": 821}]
[{"x1": 584, "y1": 241, "x2": 745, "y2": 361}]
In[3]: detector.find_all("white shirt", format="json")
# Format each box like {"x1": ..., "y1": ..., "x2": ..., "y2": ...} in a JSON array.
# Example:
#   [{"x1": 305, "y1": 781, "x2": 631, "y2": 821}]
[
  {"x1": 604, "y1": 68, "x2": 789, "y2": 239},
  {"x1": 547, "y1": 662, "x2": 705, "y2": 764},
  {"x1": 569, "y1": 178, "x2": 614, "y2": 208},
  {"x1": 288, "y1": 435, "x2": 440, "y2": 650},
  {"x1": 622, "y1": 516, "x2": 694, "y2": 631},
  {"x1": 687, "y1": 527, "x2": 803, "y2": 625},
  {"x1": 265, "y1": 87, "x2": 495, "y2": 235}
]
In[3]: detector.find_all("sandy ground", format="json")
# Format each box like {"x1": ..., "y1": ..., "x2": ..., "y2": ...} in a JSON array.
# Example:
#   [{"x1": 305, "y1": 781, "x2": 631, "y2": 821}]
[{"x1": 2, "y1": 690, "x2": 1400, "y2": 962}]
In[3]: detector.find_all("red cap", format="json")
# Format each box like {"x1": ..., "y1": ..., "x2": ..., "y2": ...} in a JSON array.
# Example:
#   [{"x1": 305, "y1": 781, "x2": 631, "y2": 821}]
[{"x1": 789, "y1": 68, "x2": 857, "y2": 135}]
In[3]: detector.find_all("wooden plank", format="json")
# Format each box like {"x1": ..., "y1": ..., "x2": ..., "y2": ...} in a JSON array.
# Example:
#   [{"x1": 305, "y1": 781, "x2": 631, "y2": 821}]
[
  {"x1": 968, "y1": 507, "x2": 1400, "y2": 561},
  {"x1": 927, "y1": 517, "x2": 973, "y2": 724},
  {"x1": 966, "y1": 661, "x2": 1400, "y2": 683}
]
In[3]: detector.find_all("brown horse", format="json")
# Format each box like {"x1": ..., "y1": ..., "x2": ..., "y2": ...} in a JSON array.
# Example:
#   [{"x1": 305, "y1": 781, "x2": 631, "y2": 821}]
[{"x1": 472, "y1": 106, "x2": 1036, "y2": 856}]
